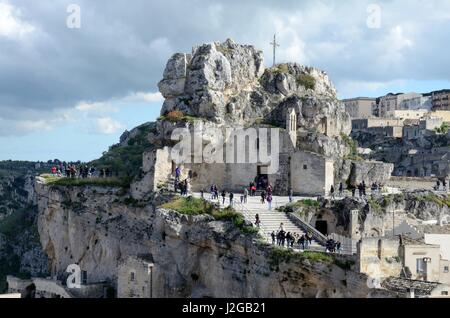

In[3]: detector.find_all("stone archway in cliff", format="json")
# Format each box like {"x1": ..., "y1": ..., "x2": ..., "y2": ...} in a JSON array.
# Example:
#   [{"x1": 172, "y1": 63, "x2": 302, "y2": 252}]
[
  {"x1": 24, "y1": 284, "x2": 36, "y2": 298},
  {"x1": 315, "y1": 220, "x2": 328, "y2": 236},
  {"x1": 370, "y1": 228, "x2": 382, "y2": 238}
]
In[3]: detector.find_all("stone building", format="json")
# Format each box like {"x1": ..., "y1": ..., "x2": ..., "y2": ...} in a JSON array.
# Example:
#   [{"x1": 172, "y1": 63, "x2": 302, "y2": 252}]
[
  {"x1": 375, "y1": 93, "x2": 427, "y2": 117},
  {"x1": 357, "y1": 236, "x2": 450, "y2": 288},
  {"x1": 430, "y1": 110, "x2": 450, "y2": 123},
  {"x1": 431, "y1": 89, "x2": 450, "y2": 111},
  {"x1": 342, "y1": 97, "x2": 376, "y2": 119},
  {"x1": 6, "y1": 276, "x2": 107, "y2": 298},
  {"x1": 117, "y1": 254, "x2": 155, "y2": 298},
  {"x1": 394, "y1": 147, "x2": 449, "y2": 178},
  {"x1": 403, "y1": 117, "x2": 443, "y2": 140},
  {"x1": 392, "y1": 109, "x2": 428, "y2": 120},
  {"x1": 352, "y1": 118, "x2": 404, "y2": 138}
]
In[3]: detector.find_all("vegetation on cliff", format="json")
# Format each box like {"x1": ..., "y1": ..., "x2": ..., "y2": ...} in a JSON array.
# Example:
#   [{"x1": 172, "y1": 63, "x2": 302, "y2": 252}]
[
  {"x1": 41, "y1": 174, "x2": 129, "y2": 188},
  {"x1": 158, "y1": 110, "x2": 199, "y2": 124},
  {"x1": 268, "y1": 246, "x2": 355, "y2": 272},
  {"x1": 341, "y1": 133, "x2": 362, "y2": 161},
  {"x1": 90, "y1": 122, "x2": 155, "y2": 182},
  {"x1": 161, "y1": 196, "x2": 259, "y2": 235}
]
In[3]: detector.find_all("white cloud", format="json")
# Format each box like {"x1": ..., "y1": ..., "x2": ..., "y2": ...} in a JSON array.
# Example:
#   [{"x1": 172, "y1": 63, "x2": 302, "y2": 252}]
[
  {"x1": 75, "y1": 101, "x2": 118, "y2": 113},
  {"x1": 0, "y1": 1, "x2": 35, "y2": 38},
  {"x1": 123, "y1": 91, "x2": 164, "y2": 103},
  {"x1": 0, "y1": 110, "x2": 70, "y2": 136},
  {"x1": 95, "y1": 117, "x2": 125, "y2": 135},
  {"x1": 377, "y1": 25, "x2": 414, "y2": 66}
]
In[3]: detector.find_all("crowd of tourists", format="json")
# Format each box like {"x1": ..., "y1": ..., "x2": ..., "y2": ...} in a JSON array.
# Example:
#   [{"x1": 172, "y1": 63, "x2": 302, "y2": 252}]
[
  {"x1": 50, "y1": 164, "x2": 115, "y2": 179},
  {"x1": 174, "y1": 166, "x2": 191, "y2": 196},
  {"x1": 196, "y1": 178, "x2": 276, "y2": 211},
  {"x1": 435, "y1": 179, "x2": 448, "y2": 191},
  {"x1": 325, "y1": 238, "x2": 342, "y2": 253},
  {"x1": 269, "y1": 225, "x2": 342, "y2": 253},
  {"x1": 270, "y1": 226, "x2": 314, "y2": 250},
  {"x1": 330, "y1": 181, "x2": 384, "y2": 200}
]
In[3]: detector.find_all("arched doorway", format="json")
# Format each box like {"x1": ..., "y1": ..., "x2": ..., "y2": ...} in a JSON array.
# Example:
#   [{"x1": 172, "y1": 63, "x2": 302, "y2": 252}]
[
  {"x1": 315, "y1": 220, "x2": 328, "y2": 236},
  {"x1": 24, "y1": 284, "x2": 36, "y2": 298}
]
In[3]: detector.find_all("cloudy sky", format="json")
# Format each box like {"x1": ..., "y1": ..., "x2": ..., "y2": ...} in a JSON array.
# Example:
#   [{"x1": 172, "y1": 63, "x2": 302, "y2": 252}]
[{"x1": 1, "y1": 0, "x2": 450, "y2": 161}]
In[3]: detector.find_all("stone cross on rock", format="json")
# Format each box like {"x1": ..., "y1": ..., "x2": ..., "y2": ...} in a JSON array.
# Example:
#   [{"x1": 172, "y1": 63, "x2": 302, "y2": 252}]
[{"x1": 270, "y1": 34, "x2": 280, "y2": 66}]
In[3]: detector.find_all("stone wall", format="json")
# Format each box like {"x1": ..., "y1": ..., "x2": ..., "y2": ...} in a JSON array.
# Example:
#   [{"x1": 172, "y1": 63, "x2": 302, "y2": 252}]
[
  {"x1": 358, "y1": 238, "x2": 403, "y2": 280},
  {"x1": 291, "y1": 150, "x2": 333, "y2": 196},
  {"x1": 403, "y1": 244, "x2": 441, "y2": 282},
  {"x1": 131, "y1": 147, "x2": 173, "y2": 200},
  {"x1": 117, "y1": 255, "x2": 154, "y2": 298}
]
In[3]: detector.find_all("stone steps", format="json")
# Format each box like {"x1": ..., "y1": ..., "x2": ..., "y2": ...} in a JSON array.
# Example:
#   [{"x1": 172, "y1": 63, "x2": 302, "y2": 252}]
[{"x1": 211, "y1": 194, "x2": 323, "y2": 248}]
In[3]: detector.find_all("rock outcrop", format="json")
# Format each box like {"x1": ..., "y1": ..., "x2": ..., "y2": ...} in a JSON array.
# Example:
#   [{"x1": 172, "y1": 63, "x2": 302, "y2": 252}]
[
  {"x1": 154, "y1": 39, "x2": 393, "y2": 191},
  {"x1": 158, "y1": 39, "x2": 350, "y2": 133}
]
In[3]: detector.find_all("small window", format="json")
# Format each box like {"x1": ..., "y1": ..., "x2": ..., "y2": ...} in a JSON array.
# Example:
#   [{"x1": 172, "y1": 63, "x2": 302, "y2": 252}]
[
  {"x1": 444, "y1": 266, "x2": 449, "y2": 273},
  {"x1": 303, "y1": 165, "x2": 308, "y2": 170},
  {"x1": 442, "y1": 291, "x2": 449, "y2": 296},
  {"x1": 130, "y1": 272, "x2": 135, "y2": 282},
  {"x1": 81, "y1": 270, "x2": 87, "y2": 285}
]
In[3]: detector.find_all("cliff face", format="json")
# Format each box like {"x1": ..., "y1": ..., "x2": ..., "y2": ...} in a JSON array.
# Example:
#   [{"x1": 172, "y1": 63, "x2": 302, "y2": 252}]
[
  {"x1": 35, "y1": 179, "x2": 390, "y2": 298},
  {"x1": 0, "y1": 162, "x2": 50, "y2": 292}
]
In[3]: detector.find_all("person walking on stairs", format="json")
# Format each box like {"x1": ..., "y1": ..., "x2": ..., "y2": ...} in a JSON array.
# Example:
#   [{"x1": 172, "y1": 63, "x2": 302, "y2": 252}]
[
  {"x1": 221, "y1": 190, "x2": 226, "y2": 205},
  {"x1": 267, "y1": 194, "x2": 273, "y2": 211},
  {"x1": 261, "y1": 190, "x2": 266, "y2": 204},
  {"x1": 255, "y1": 214, "x2": 261, "y2": 228}
]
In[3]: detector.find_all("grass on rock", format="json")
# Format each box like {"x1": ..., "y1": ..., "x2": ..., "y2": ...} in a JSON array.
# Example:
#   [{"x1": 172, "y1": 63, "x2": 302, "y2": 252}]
[
  {"x1": 41, "y1": 174, "x2": 128, "y2": 188},
  {"x1": 161, "y1": 196, "x2": 259, "y2": 235}
]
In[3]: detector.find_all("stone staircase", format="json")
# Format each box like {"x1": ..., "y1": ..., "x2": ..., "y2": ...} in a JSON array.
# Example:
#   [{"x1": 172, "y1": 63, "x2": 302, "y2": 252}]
[{"x1": 194, "y1": 192, "x2": 325, "y2": 251}]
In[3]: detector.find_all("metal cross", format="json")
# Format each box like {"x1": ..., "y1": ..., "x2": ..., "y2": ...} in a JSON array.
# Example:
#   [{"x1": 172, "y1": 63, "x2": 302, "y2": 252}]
[{"x1": 270, "y1": 34, "x2": 280, "y2": 66}]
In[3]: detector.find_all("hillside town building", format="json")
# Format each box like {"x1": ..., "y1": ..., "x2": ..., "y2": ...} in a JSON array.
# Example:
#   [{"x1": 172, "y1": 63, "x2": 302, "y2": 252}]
[
  {"x1": 431, "y1": 89, "x2": 450, "y2": 111},
  {"x1": 342, "y1": 97, "x2": 376, "y2": 119}
]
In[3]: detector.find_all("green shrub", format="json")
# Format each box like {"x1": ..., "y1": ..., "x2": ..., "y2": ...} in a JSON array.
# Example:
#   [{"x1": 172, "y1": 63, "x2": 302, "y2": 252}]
[
  {"x1": 417, "y1": 193, "x2": 450, "y2": 208},
  {"x1": 296, "y1": 74, "x2": 316, "y2": 90},
  {"x1": 368, "y1": 198, "x2": 383, "y2": 214},
  {"x1": 435, "y1": 123, "x2": 449, "y2": 134},
  {"x1": 90, "y1": 122, "x2": 154, "y2": 182}
]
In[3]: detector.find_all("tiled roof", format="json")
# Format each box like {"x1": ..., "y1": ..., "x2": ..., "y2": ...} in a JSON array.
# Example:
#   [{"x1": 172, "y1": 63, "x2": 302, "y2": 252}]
[{"x1": 382, "y1": 277, "x2": 440, "y2": 296}]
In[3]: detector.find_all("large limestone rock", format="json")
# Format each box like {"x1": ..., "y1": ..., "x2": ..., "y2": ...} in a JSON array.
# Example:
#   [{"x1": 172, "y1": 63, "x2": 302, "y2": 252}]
[
  {"x1": 338, "y1": 160, "x2": 395, "y2": 186},
  {"x1": 158, "y1": 39, "x2": 347, "y2": 130},
  {"x1": 159, "y1": 39, "x2": 265, "y2": 123}
]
